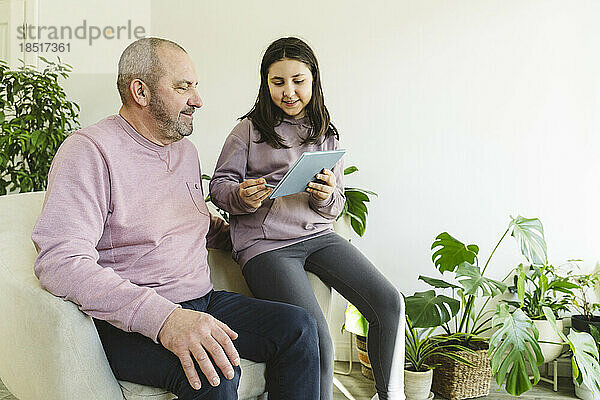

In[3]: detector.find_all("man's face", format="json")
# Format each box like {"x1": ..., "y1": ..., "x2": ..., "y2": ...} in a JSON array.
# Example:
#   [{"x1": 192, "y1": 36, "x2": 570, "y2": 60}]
[{"x1": 148, "y1": 48, "x2": 202, "y2": 144}]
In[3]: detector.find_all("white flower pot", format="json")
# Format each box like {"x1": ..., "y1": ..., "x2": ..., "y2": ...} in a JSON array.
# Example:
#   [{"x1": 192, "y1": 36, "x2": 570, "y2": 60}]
[
  {"x1": 404, "y1": 368, "x2": 433, "y2": 400},
  {"x1": 533, "y1": 319, "x2": 565, "y2": 363},
  {"x1": 573, "y1": 376, "x2": 595, "y2": 400}
]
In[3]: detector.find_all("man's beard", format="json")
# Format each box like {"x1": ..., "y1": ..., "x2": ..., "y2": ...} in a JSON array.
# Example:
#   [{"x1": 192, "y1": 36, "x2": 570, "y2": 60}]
[{"x1": 149, "y1": 96, "x2": 194, "y2": 141}]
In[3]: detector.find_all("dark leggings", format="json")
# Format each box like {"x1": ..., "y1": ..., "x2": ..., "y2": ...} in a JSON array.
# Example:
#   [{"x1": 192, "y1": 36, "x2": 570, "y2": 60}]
[{"x1": 243, "y1": 233, "x2": 405, "y2": 400}]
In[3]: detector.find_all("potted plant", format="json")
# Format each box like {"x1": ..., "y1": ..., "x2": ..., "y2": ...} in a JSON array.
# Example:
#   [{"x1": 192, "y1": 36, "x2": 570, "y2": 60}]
[
  {"x1": 570, "y1": 268, "x2": 600, "y2": 334},
  {"x1": 572, "y1": 324, "x2": 600, "y2": 400},
  {"x1": 0, "y1": 57, "x2": 80, "y2": 195},
  {"x1": 502, "y1": 263, "x2": 578, "y2": 364},
  {"x1": 487, "y1": 219, "x2": 583, "y2": 396},
  {"x1": 541, "y1": 307, "x2": 600, "y2": 399},
  {"x1": 403, "y1": 290, "x2": 475, "y2": 400},
  {"x1": 417, "y1": 216, "x2": 549, "y2": 399}
]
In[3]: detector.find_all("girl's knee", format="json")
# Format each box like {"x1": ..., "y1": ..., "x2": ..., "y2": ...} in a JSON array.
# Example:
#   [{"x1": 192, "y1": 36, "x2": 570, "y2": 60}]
[{"x1": 381, "y1": 287, "x2": 404, "y2": 323}]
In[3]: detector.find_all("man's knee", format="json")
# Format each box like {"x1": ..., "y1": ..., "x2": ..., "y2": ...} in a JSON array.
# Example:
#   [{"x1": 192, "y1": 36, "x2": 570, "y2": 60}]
[
  {"x1": 280, "y1": 305, "x2": 319, "y2": 348},
  {"x1": 175, "y1": 365, "x2": 241, "y2": 400}
]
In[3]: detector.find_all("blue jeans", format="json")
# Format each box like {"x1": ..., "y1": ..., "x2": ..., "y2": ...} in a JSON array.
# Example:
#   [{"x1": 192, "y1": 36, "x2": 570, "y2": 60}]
[
  {"x1": 94, "y1": 290, "x2": 320, "y2": 400},
  {"x1": 243, "y1": 233, "x2": 405, "y2": 400}
]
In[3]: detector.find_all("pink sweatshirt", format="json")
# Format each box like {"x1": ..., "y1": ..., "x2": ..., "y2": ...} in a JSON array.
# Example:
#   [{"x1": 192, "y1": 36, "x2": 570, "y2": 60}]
[{"x1": 32, "y1": 115, "x2": 230, "y2": 342}]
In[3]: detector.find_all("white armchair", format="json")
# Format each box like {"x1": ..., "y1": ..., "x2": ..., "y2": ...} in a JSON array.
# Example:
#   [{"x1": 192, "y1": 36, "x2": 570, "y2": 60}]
[{"x1": 0, "y1": 191, "x2": 331, "y2": 400}]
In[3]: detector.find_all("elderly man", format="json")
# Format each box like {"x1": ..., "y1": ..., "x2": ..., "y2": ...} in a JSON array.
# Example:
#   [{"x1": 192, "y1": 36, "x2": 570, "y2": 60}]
[{"x1": 31, "y1": 37, "x2": 320, "y2": 400}]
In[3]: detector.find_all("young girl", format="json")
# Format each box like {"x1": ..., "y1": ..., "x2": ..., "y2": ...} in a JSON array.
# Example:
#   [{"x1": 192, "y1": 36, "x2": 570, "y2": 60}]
[{"x1": 210, "y1": 37, "x2": 404, "y2": 400}]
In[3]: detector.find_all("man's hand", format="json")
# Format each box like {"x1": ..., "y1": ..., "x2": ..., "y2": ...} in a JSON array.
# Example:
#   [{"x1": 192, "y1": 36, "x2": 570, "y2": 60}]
[
  {"x1": 158, "y1": 308, "x2": 240, "y2": 390},
  {"x1": 306, "y1": 169, "x2": 336, "y2": 200},
  {"x1": 239, "y1": 178, "x2": 272, "y2": 208}
]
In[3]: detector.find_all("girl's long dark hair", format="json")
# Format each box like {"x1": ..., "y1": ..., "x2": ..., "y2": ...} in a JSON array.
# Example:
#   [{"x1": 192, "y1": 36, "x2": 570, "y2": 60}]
[{"x1": 241, "y1": 37, "x2": 338, "y2": 149}]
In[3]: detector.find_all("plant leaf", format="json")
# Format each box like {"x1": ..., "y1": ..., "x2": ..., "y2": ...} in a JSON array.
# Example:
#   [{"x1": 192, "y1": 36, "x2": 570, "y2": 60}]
[
  {"x1": 346, "y1": 189, "x2": 370, "y2": 203},
  {"x1": 431, "y1": 232, "x2": 479, "y2": 273},
  {"x1": 542, "y1": 306, "x2": 600, "y2": 397},
  {"x1": 418, "y1": 275, "x2": 461, "y2": 289},
  {"x1": 510, "y1": 216, "x2": 548, "y2": 265},
  {"x1": 343, "y1": 303, "x2": 368, "y2": 336},
  {"x1": 344, "y1": 166, "x2": 358, "y2": 175},
  {"x1": 489, "y1": 304, "x2": 544, "y2": 396},
  {"x1": 568, "y1": 330, "x2": 600, "y2": 397},
  {"x1": 404, "y1": 290, "x2": 460, "y2": 328},
  {"x1": 456, "y1": 262, "x2": 508, "y2": 297},
  {"x1": 590, "y1": 325, "x2": 600, "y2": 345},
  {"x1": 346, "y1": 187, "x2": 378, "y2": 197}
]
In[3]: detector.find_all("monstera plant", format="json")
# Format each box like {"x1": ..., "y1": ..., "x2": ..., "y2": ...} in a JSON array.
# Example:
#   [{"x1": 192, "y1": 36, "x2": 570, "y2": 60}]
[
  {"x1": 413, "y1": 216, "x2": 551, "y2": 396},
  {"x1": 486, "y1": 220, "x2": 600, "y2": 397}
]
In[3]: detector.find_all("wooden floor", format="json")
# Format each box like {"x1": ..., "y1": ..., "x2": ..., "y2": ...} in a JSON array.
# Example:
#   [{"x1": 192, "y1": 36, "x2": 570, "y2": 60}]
[
  {"x1": 0, "y1": 363, "x2": 579, "y2": 399},
  {"x1": 332, "y1": 362, "x2": 578, "y2": 400}
]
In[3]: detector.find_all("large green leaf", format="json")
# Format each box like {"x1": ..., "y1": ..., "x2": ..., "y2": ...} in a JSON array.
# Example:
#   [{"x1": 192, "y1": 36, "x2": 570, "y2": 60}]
[
  {"x1": 431, "y1": 232, "x2": 479, "y2": 273},
  {"x1": 404, "y1": 290, "x2": 460, "y2": 329},
  {"x1": 489, "y1": 304, "x2": 544, "y2": 396},
  {"x1": 455, "y1": 263, "x2": 507, "y2": 297},
  {"x1": 569, "y1": 330, "x2": 600, "y2": 396},
  {"x1": 510, "y1": 216, "x2": 547, "y2": 265},
  {"x1": 542, "y1": 307, "x2": 600, "y2": 398},
  {"x1": 418, "y1": 275, "x2": 461, "y2": 289}
]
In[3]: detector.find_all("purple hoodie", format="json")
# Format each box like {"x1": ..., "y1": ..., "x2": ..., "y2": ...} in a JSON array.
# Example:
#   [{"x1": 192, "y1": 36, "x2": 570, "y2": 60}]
[{"x1": 210, "y1": 117, "x2": 345, "y2": 266}]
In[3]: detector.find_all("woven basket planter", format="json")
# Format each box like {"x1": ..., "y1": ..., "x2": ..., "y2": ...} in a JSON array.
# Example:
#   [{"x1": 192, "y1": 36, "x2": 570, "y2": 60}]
[
  {"x1": 430, "y1": 345, "x2": 492, "y2": 400},
  {"x1": 355, "y1": 335, "x2": 374, "y2": 380}
]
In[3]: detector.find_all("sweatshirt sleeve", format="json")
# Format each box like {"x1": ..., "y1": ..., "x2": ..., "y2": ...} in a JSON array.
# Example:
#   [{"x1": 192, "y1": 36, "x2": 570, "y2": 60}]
[
  {"x1": 31, "y1": 133, "x2": 178, "y2": 343},
  {"x1": 308, "y1": 142, "x2": 346, "y2": 220},
  {"x1": 210, "y1": 122, "x2": 259, "y2": 215}
]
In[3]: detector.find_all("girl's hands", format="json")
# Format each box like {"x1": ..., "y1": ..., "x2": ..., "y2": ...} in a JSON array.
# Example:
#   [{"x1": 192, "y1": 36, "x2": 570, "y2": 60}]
[
  {"x1": 306, "y1": 169, "x2": 336, "y2": 200},
  {"x1": 239, "y1": 178, "x2": 272, "y2": 208}
]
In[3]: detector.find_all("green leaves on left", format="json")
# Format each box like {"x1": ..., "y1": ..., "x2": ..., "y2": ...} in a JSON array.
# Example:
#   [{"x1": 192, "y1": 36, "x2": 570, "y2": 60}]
[{"x1": 0, "y1": 57, "x2": 80, "y2": 195}]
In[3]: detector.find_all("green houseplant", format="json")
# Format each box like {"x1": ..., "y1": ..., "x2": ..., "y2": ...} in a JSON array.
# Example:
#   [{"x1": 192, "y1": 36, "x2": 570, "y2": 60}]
[
  {"x1": 489, "y1": 232, "x2": 598, "y2": 396},
  {"x1": 542, "y1": 306, "x2": 600, "y2": 399},
  {"x1": 570, "y1": 268, "x2": 600, "y2": 334},
  {"x1": 499, "y1": 262, "x2": 578, "y2": 376},
  {"x1": 0, "y1": 57, "x2": 80, "y2": 195},
  {"x1": 504, "y1": 263, "x2": 577, "y2": 320},
  {"x1": 573, "y1": 324, "x2": 600, "y2": 399},
  {"x1": 416, "y1": 216, "x2": 548, "y2": 399},
  {"x1": 403, "y1": 291, "x2": 475, "y2": 400}
]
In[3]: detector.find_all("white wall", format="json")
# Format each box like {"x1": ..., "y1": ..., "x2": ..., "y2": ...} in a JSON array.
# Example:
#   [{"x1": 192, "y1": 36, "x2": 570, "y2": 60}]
[{"x1": 12, "y1": 0, "x2": 600, "y2": 359}]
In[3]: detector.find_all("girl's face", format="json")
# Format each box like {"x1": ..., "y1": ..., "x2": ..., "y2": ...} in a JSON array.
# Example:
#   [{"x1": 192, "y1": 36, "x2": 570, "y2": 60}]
[{"x1": 267, "y1": 58, "x2": 313, "y2": 119}]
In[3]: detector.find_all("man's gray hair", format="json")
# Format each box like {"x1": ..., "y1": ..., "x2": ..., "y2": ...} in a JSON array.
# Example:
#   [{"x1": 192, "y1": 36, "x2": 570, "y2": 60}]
[{"x1": 117, "y1": 37, "x2": 186, "y2": 104}]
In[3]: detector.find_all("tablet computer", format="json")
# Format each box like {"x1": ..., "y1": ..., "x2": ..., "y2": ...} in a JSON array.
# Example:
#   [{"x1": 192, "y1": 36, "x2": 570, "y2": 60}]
[{"x1": 267, "y1": 149, "x2": 346, "y2": 199}]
